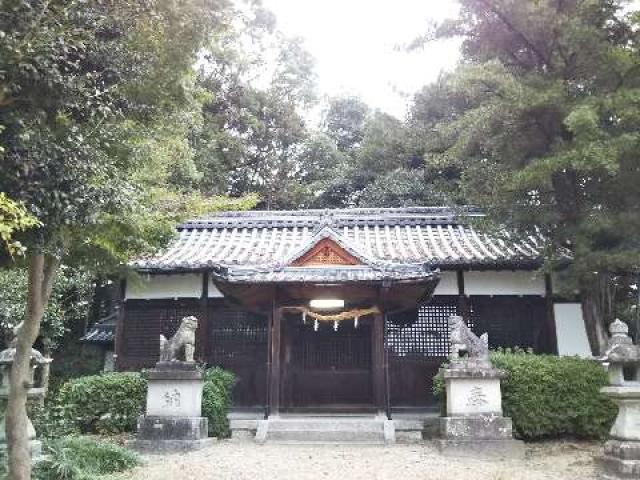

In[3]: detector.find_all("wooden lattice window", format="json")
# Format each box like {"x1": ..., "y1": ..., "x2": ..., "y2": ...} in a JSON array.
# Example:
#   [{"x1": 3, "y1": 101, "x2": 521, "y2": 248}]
[
  {"x1": 385, "y1": 296, "x2": 473, "y2": 360},
  {"x1": 121, "y1": 299, "x2": 201, "y2": 370},
  {"x1": 207, "y1": 305, "x2": 268, "y2": 363}
]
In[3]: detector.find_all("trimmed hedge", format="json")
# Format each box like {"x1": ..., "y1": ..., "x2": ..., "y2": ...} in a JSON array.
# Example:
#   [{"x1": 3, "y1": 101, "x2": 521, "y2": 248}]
[
  {"x1": 44, "y1": 367, "x2": 236, "y2": 437},
  {"x1": 55, "y1": 372, "x2": 147, "y2": 435},
  {"x1": 433, "y1": 351, "x2": 617, "y2": 440}
]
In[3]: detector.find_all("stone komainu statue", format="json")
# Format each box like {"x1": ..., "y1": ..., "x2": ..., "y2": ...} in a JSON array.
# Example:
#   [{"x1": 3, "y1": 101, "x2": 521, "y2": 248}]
[
  {"x1": 159, "y1": 316, "x2": 198, "y2": 363},
  {"x1": 448, "y1": 314, "x2": 490, "y2": 364}
]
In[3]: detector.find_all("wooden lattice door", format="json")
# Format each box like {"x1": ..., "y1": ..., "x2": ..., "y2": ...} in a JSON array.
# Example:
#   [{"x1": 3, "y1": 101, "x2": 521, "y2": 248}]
[{"x1": 283, "y1": 314, "x2": 373, "y2": 409}]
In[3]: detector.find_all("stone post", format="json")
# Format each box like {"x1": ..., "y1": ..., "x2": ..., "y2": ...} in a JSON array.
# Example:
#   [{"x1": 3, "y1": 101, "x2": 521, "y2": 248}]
[
  {"x1": 599, "y1": 319, "x2": 640, "y2": 479},
  {"x1": 127, "y1": 316, "x2": 214, "y2": 451},
  {"x1": 437, "y1": 315, "x2": 524, "y2": 458}
]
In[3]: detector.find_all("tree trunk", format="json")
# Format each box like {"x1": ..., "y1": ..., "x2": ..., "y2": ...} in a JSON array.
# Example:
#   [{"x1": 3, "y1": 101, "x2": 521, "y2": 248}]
[
  {"x1": 580, "y1": 272, "x2": 617, "y2": 357},
  {"x1": 581, "y1": 290, "x2": 609, "y2": 357},
  {"x1": 5, "y1": 253, "x2": 58, "y2": 480}
]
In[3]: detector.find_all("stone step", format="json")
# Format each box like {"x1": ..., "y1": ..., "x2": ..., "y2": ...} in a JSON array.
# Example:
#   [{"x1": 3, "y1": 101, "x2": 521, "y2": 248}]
[
  {"x1": 257, "y1": 416, "x2": 392, "y2": 444},
  {"x1": 268, "y1": 420, "x2": 385, "y2": 432},
  {"x1": 267, "y1": 428, "x2": 385, "y2": 443}
]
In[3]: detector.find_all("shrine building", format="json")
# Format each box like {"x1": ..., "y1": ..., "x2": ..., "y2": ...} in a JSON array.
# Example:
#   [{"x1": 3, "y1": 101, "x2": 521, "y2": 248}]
[{"x1": 114, "y1": 207, "x2": 591, "y2": 415}]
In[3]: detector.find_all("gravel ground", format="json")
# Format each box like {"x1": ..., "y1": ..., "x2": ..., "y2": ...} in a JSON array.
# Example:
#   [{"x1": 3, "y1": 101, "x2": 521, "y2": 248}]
[{"x1": 112, "y1": 440, "x2": 600, "y2": 480}]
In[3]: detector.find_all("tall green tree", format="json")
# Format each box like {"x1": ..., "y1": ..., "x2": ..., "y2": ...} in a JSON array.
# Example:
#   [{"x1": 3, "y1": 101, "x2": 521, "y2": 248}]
[
  {"x1": 193, "y1": 30, "x2": 318, "y2": 209},
  {"x1": 312, "y1": 99, "x2": 434, "y2": 208},
  {"x1": 0, "y1": 0, "x2": 243, "y2": 477},
  {"x1": 323, "y1": 96, "x2": 370, "y2": 153},
  {"x1": 410, "y1": 0, "x2": 640, "y2": 354}
]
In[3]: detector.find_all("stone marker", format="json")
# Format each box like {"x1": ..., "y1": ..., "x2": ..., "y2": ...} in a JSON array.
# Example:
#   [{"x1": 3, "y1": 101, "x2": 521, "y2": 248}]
[
  {"x1": 599, "y1": 319, "x2": 640, "y2": 479},
  {"x1": 128, "y1": 316, "x2": 213, "y2": 451},
  {"x1": 436, "y1": 315, "x2": 524, "y2": 458}
]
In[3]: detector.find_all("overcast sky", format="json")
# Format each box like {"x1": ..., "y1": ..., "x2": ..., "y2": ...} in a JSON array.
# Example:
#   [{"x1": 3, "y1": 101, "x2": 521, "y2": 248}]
[{"x1": 261, "y1": 0, "x2": 462, "y2": 119}]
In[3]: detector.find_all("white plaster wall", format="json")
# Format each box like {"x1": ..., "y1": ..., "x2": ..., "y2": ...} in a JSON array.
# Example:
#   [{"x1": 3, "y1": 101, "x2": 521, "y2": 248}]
[
  {"x1": 464, "y1": 270, "x2": 545, "y2": 296},
  {"x1": 208, "y1": 277, "x2": 224, "y2": 298},
  {"x1": 554, "y1": 303, "x2": 592, "y2": 357},
  {"x1": 433, "y1": 271, "x2": 459, "y2": 296},
  {"x1": 126, "y1": 274, "x2": 203, "y2": 299}
]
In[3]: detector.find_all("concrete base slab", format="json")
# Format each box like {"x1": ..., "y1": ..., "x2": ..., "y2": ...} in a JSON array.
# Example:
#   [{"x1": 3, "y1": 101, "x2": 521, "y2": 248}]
[
  {"x1": 126, "y1": 438, "x2": 216, "y2": 453},
  {"x1": 231, "y1": 429, "x2": 255, "y2": 441},
  {"x1": 137, "y1": 416, "x2": 208, "y2": 442},
  {"x1": 436, "y1": 438, "x2": 526, "y2": 459},
  {"x1": 383, "y1": 419, "x2": 396, "y2": 445},
  {"x1": 395, "y1": 431, "x2": 423, "y2": 444},
  {"x1": 229, "y1": 411, "x2": 262, "y2": 440},
  {"x1": 599, "y1": 440, "x2": 640, "y2": 479},
  {"x1": 255, "y1": 415, "x2": 387, "y2": 444},
  {"x1": 255, "y1": 419, "x2": 269, "y2": 444},
  {"x1": 440, "y1": 415, "x2": 514, "y2": 440}
]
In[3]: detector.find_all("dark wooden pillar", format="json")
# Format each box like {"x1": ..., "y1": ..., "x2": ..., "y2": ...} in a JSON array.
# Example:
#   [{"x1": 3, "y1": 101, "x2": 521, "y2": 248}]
[
  {"x1": 114, "y1": 278, "x2": 127, "y2": 370},
  {"x1": 198, "y1": 272, "x2": 210, "y2": 362},
  {"x1": 269, "y1": 302, "x2": 282, "y2": 416},
  {"x1": 544, "y1": 274, "x2": 559, "y2": 354},
  {"x1": 372, "y1": 312, "x2": 385, "y2": 414},
  {"x1": 456, "y1": 270, "x2": 471, "y2": 325}
]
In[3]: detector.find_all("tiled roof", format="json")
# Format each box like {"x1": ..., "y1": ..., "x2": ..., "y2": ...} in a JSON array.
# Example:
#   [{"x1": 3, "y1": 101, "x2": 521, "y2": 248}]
[
  {"x1": 81, "y1": 312, "x2": 117, "y2": 344},
  {"x1": 132, "y1": 207, "x2": 542, "y2": 281}
]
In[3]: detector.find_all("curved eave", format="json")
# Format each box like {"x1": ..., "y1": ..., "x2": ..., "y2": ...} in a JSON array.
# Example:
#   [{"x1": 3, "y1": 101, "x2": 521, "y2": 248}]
[{"x1": 132, "y1": 257, "x2": 543, "y2": 275}]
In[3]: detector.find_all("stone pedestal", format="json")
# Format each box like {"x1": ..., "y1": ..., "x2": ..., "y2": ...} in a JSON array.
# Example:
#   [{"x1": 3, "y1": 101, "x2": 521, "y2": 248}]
[
  {"x1": 600, "y1": 385, "x2": 640, "y2": 479},
  {"x1": 437, "y1": 365, "x2": 524, "y2": 458},
  {"x1": 128, "y1": 362, "x2": 213, "y2": 451}
]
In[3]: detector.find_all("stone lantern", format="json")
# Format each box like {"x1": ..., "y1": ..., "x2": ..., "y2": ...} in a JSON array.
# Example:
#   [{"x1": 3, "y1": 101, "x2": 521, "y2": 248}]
[
  {"x1": 600, "y1": 319, "x2": 640, "y2": 479},
  {"x1": 0, "y1": 325, "x2": 52, "y2": 459}
]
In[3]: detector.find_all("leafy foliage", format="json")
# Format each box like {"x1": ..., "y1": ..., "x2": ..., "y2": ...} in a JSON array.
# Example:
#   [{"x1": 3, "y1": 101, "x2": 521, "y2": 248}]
[
  {"x1": 433, "y1": 351, "x2": 617, "y2": 439},
  {"x1": 54, "y1": 373, "x2": 147, "y2": 435},
  {"x1": 202, "y1": 367, "x2": 236, "y2": 438},
  {"x1": 34, "y1": 436, "x2": 139, "y2": 480},
  {"x1": 45, "y1": 367, "x2": 236, "y2": 438},
  {"x1": 193, "y1": 29, "x2": 317, "y2": 209},
  {"x1": 0, "y1": 265, "x2": 93, "y2": 350},
  {"x1": 0, "y1": 192, "x2": 40, "y2": 257},
  {"x1": 410, "y1": 0, "x2": 640, "y2": 353},
  {"x1": 310, "y1": 105, "x2": 431, "y2": 208}
]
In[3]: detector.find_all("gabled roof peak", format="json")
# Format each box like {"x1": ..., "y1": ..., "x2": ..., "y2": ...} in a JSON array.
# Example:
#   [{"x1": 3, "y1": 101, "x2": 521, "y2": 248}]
[{"x1": 284, "y1": 226, "x2": 374, "y2": 268}]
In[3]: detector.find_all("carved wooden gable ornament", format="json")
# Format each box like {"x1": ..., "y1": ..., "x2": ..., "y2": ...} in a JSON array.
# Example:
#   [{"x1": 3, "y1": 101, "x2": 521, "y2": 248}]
[{"x1": 291, "y1": 238, "x2": 361, "y2": 267}]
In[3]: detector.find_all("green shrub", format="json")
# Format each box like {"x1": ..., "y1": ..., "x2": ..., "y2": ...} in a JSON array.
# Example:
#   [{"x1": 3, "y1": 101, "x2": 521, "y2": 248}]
[
  {"x1": 55, "y1": 372, "x2": 147, "y2": 435},
  {"x1": 34, "y1": 436, "x2": 139, "y2": 480},
  {"x1": 46, "y1": 367, "x2": 235, "y2": 438},
  {"x1": 202, "y1": 367, "x2": 236, "y2": 438},
  {"x1": 31, "y1": 402, "x2": 80, "y2": 439},
  {"x1": 433, "y1": 351, "x2": 617, "y2": 440}
]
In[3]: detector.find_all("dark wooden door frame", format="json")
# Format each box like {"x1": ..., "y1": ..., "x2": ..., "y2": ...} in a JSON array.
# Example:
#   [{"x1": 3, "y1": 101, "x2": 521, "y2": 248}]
[{"x1": 268, "y1": 310, "x2": 384, "y2": 413}]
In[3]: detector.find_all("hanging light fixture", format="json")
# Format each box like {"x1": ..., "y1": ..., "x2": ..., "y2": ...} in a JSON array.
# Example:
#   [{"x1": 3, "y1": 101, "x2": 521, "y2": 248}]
[
  {"x1": 314, "y1": 319, "x2": 319, "y2": 331},
  {"x1": 333, "y1": 320, "x2": 339, "y2": 331},
  {"x1": 309, "y1": 299, "x2": 344, "y2": 310},
  {"x1": 302, "y1": 311, "x2": 307, "y2": 324},
  {"x1": 354, "y1": 316, "x2": 359, "y2": 329}
]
